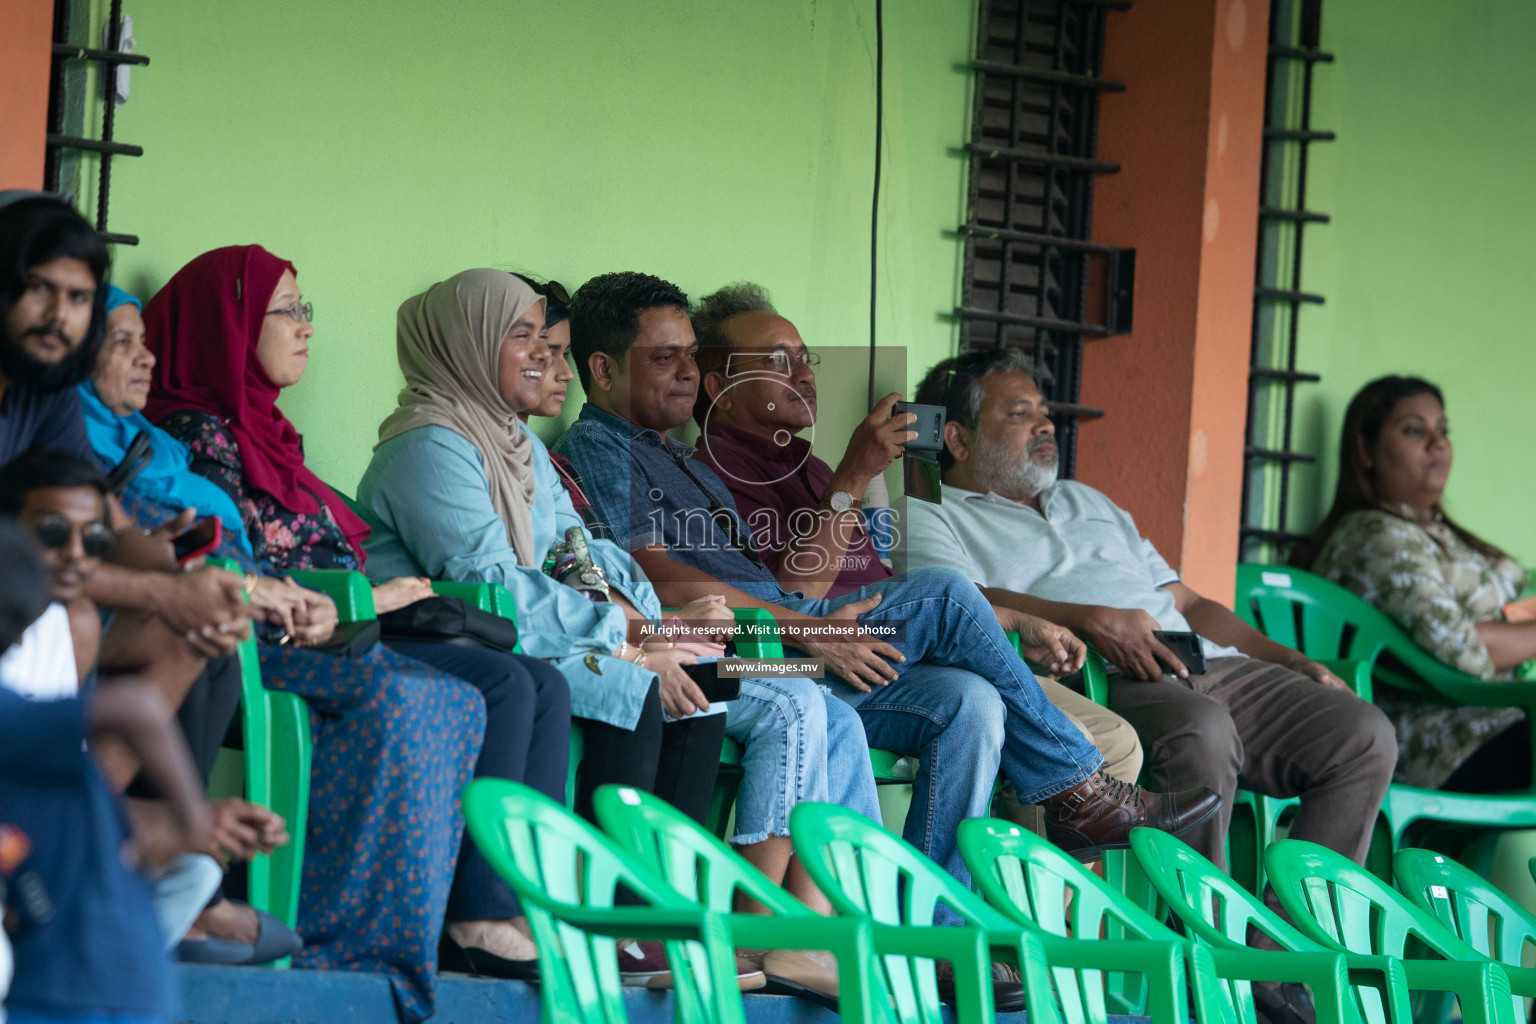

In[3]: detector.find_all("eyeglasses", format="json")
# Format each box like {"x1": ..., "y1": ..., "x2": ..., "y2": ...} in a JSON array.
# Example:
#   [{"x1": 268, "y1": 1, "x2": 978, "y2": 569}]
[
  {"x1": 542, "y1": 280, "x2": 571, "y2": 305},
  {"x1": 725, "y1": 350, "x2": 821, "y2": 378},
  {"x1": 265, "y1": 301, "x2": 314, "y2": 324},
  {"x1": 30, "y1": 514, "x2": 116, "y2": 558}
]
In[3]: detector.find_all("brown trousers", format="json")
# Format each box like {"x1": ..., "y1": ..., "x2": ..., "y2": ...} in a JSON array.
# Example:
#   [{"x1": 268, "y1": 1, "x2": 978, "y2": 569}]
[
  {"x1": 995, "y1": 674, "x2": 1145, "y2": 830},
  {"x1": 1108, "y1": 656, "x2": 1397, "y2": 868}
]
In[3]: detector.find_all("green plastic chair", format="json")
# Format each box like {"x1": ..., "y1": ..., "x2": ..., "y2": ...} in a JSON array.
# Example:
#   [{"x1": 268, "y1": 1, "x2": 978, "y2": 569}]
[
  {"x1": 961, "y1": 816, "x2": 1295, "y2": 1024},
  {"x1": 206, "y1": 558, "x2": 310, "y2": 951},
  {"x1": 1393, "y1": 847, "x2": 1536, "y2": 1024},
  {"x1": 595, "y1": 783, "x2": 1010, "y2": 1023},
  {"x1": 1236, "y1": 564, "x2": 1536, "y2": 868},
  {"x1": 791, "y1": 800, "x2": 1195, "y2": 1024},
  {"x1": 463, "y1": 778, "x2": 762, "y2": 1024},
  {"x1": 1130, "y1": 826, "x2": 1410, "y2": 1024},
  {"x1": 1264, "y1": 838, "x2": 1521, "y2": 1024}
]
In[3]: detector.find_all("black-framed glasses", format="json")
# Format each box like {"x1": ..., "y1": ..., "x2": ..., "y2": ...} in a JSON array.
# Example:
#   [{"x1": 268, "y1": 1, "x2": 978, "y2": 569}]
[
  {"x1": 726, "y1": 350, "x2": 821, "y2": 378},
  {"x1": 265, "y1": 301, "x2": 314, "y2": 324},
  {"x1": 31, "y1": 515, "x2": 115, "y2": 558}
]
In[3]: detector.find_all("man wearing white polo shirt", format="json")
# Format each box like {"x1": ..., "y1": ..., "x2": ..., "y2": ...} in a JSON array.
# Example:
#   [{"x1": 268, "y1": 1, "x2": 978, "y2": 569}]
[{"x1": 902, "y1": 349, "x2": 1396, "y2": 871}]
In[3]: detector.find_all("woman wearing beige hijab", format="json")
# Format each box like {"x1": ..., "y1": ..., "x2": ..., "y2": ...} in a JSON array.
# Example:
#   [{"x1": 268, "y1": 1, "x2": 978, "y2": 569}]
[{"x1": 355, "y1": 269, "x2": 736, "y2": 984}]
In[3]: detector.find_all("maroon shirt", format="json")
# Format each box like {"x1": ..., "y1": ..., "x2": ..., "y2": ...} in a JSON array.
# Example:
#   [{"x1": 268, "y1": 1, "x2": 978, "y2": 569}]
[{"x1": 696, "y1": 422, "x2": 892, "y2": 598}]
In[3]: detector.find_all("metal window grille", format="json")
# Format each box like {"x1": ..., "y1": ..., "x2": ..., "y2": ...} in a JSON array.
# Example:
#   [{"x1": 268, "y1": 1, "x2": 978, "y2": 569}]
[
  {"x1": 957, "y1": 0, "x2": 1134, "y2": 479},
  {"x1": 44, "y1": 0, "x2": 148, "y2": 245},
  {"x1": 1239, "y1": 0, "x2": 1332, "y2": 562}
]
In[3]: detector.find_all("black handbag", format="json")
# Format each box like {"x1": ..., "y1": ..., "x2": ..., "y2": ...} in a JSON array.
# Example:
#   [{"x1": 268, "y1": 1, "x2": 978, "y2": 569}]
[{"x1": 376, "y1": 595, "x2": 519, "y2": 652}]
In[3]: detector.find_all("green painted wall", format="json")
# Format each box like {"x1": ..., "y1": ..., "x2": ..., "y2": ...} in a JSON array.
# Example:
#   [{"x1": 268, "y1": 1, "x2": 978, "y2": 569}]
[
  {"x1": 1290, "y1": 0, "x2": 1536, "y2": 566},
  {"x1": 105, "y1": 0, "x2": 972, "y2": 492}
]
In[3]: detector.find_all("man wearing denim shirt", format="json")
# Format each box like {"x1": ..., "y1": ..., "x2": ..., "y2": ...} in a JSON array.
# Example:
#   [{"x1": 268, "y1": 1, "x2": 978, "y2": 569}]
[{"x1": 554, "y1": 273, "x2": 1220, "y2": 917}]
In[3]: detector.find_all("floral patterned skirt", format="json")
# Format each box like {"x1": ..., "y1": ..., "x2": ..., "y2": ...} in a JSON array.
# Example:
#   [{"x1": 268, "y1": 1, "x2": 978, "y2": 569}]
[{"x1": 257, "y1": 642, "x2": 485, "y2": 1023}]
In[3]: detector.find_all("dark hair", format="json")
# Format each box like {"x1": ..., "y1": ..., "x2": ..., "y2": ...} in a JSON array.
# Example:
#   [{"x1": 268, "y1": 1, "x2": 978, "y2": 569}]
[
  {"x1": 0, "y1": 449, "x2": 110, "y2": 517},
  {"x1": 0, "y1": 197, "x2": 111, "y2": 391},
  {"x1": 510, "y1": 273, "x2": 570, "y2": 330},
  {"x1": 567, "y1": 272, "x2": 689, "y2": 391},
  {"x1": 1290, "y1": 375, "x2": 1505, "y2": 568},
  {"x1": 914, "y1": 348, "x2": 1039, "y2": 473},
  {"x1": 0, "y1": 517, "x2": 49, "y2": 652},
  {"x1": 691, "y1": 282, "x2": 777, "y2": 425}
]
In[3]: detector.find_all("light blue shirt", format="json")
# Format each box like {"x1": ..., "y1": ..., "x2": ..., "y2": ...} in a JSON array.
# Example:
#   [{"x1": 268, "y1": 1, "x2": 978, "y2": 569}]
[{"x1": 356, "y1": 423, "x2": 703, "y2": 729}]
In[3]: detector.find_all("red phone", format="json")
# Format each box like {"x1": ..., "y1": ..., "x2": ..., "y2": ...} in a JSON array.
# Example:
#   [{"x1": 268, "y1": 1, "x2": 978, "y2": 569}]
[{"x1": 172, "y1": 516, "x2": 223, "y2": 564}]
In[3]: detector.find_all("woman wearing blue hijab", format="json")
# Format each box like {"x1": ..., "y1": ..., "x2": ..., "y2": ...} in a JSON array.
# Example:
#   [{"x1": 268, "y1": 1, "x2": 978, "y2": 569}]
[{"x1": 81, "y1": 286, "x2": 253, "y2": 555}]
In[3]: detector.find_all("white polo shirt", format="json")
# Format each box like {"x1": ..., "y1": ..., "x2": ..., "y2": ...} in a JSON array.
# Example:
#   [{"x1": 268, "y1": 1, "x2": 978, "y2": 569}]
[{"x1": 901, "y1": 480, "x2": 1242, "y2": 662}]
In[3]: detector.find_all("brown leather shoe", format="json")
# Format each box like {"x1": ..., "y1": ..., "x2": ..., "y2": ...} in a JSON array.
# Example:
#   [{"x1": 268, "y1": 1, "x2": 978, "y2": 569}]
[{"x1": 1043, "y1": 772, "x2": 1219, "y2": 861}]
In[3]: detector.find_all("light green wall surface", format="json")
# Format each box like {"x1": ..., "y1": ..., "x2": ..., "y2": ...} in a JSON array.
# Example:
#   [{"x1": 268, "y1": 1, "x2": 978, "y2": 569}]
[
  {"x1": 105, "y1": 0, "x2": 971, "y2": 492},
  {"x1": 1290, "y1": 0, "x2": 1536, "y2": 566}
]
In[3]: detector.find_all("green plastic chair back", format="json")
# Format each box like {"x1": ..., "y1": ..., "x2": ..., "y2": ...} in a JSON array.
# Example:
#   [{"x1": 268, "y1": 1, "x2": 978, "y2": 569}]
[
  {"x1": 1130, "y1": 827, "x2": 1399, "y2": 1024},
  {"x1": 595, "y1": 784, "x2": 815, "y2": 917},
  {"x1": 958, "y1": 817, "x2": 1225, "y2": 1024},
  {"x1": 207, "y1": 558, "x2": 310, "y2": 957},
  {"x1": 1264, "y1": 838, "x2": 1519, "y2": 1024},
  {"x1": 593, "y1": 784, "x2": 910, "y2": 1024},
  {"x1": 789, "y1": 801, "x2": 1066, "y2": 1024},
  {"x1": 1235, "y1": 564, "x2": 1536, "y2": 878},
  {"x1": 1393, "y1": 849, "x2": 1536, "y2": 977},
  {"x1": 287, "y1": 568, "x2": 377, "y2": 621},
  {"x1": 462, "y1": 778, "x2": 749, "y2": 1024}
]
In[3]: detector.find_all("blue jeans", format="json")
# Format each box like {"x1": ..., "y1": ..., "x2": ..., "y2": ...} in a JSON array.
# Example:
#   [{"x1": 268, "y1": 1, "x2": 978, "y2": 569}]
[
  {"x1": 722, "y1": 677, "x2": 881, "y2": 845},
  {"x1": 829, "y1": 663, "x2": 1005, "y2": 925},
  {"x1": 146, "y1": 854, "x2": 223, "y2": 951},
  {"x1": 788, "y1": 565, "x2": 1103, "y2": 802}
]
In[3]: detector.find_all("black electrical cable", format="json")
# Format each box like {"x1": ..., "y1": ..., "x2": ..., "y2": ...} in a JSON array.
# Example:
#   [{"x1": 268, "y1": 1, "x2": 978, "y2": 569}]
[{"x1": 868, "y1": 0, "x2": 884, "y2": 410}]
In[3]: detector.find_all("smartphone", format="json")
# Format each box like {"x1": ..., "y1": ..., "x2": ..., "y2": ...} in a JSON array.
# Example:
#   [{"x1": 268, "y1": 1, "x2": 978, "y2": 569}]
[
  {"x1": 892, "y1": 402, "x2": 946, "y2": 454},
  {"x1": 172, "y1": 516, "x2": 223, "y2": 564},
  {"x1": 683, "y1": 662, "x2": 742, "y2": 704},
  {"x1": 1152, "y1": 629, "x2": 1207, "y2": 675}
]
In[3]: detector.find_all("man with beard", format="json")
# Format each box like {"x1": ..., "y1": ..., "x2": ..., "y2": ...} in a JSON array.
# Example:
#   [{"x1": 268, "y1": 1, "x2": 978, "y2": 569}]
[
  {"x1": 688, "y1": 282, "x2": 1145, "y2": 852},
  {"x1": 0, "y1": 195, "x2": 247, "y2": 666},
  {"x1": 903, "y1": 348, "x2": 1397, "y2": 882},
  {"x1": 0, "y1": 195, "x2": 248, "y2": 764}
]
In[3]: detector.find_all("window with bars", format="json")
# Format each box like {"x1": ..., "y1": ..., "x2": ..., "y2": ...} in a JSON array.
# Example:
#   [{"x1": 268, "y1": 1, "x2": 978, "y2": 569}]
[
  {"x1": 957, "y1": 0, "x2": 1133, "y2": 479},
  {"x1": 1239, "y1": 0, "x2": 1332, "y2": 563},
  {"x1": 45, "y1": 0, "x2": 147, "y2": 245}
]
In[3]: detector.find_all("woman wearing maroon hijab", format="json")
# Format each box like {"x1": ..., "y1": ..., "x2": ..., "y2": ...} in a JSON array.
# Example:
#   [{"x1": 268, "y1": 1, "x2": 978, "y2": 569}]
[{"x1": 141, "y1": 247, "x2": 571, "y2": 1009}]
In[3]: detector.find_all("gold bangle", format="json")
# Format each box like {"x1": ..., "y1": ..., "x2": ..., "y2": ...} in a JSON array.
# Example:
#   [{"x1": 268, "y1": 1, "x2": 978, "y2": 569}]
[{"x1": 630, "y1": 645, "x2": 647, "y2": 668}]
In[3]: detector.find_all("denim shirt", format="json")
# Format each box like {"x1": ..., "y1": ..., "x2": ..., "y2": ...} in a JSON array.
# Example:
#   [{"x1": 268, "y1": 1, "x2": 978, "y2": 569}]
[
  {"x1": 355, "y1": 422, "x2": 700, "y2": 730},
  {"x1": 553, "y1": 404, "x2": 795, "y2": 603}
]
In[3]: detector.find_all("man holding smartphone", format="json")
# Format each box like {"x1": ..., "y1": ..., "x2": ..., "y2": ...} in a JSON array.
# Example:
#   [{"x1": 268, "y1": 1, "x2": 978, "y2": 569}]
[
  {"x1": 688, "y1": 284, "x2": 1148, "y2": 834},
  {"x1": 903, "y1": 348, "x2": 1397, "y2": 877}
]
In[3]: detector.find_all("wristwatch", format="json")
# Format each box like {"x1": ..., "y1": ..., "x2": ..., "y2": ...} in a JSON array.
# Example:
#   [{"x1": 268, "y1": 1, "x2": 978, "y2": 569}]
[{"x1": 825, "y1": 490, "x2": 862, "y2": 513}]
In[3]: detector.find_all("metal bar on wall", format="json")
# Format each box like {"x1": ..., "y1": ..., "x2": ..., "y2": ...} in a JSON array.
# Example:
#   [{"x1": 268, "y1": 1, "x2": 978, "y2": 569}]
[{"x1": 956, "y1": 0, "x2": 1132, "y2": 479}]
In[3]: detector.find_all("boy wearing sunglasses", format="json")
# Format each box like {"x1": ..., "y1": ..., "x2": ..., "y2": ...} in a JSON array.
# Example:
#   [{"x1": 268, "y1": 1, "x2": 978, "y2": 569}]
[{"x1": 0, "y1": 450, "x2": 113, "y2": 698}]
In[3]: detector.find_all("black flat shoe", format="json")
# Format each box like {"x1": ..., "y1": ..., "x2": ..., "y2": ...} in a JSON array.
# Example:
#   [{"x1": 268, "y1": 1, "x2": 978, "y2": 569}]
[{"x1": 439, "y1": 934, "x2": 540, "y2": 983}]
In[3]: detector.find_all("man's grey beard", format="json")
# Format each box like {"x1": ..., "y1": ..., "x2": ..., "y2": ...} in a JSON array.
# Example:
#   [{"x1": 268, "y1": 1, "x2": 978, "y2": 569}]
[{"x1": 973, "y1": 432, "x2": 1059, "y2": 499}]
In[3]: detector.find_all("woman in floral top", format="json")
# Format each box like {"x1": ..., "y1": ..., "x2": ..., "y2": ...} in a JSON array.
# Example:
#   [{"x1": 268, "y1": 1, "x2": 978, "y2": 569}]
[{"x1": 1294, "y1": 376, "x2": 1533, "y2": 791}]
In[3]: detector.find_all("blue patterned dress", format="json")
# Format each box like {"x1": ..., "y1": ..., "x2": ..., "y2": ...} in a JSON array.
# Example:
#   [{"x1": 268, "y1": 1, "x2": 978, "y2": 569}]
[{"x1": 110, "y1": 418, "x2": 485, "y2": 1023}]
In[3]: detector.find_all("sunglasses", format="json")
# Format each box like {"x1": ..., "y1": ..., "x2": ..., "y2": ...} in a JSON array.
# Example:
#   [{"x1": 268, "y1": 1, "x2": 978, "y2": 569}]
[
  {"x1": 542, "y1": 280, "x2": 570, "y2": 306},
  {"x1": 31, "y1": 514, "x2": 116, "y2": 558}
]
